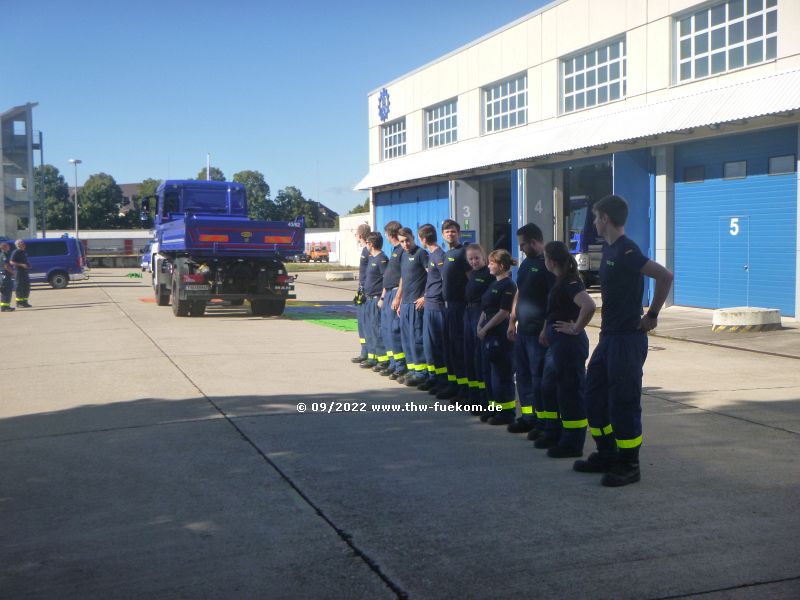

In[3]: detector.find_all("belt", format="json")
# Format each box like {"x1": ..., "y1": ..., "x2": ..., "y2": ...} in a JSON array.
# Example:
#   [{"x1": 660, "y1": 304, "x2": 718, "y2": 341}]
[
  {"x1": 385, "y1": 285, "x2": 398, "y2": 291},
  {"x1": 368, "y1": 295, "x2": 381, "y2": 300},
  {"x1": 466, "y1": 302, "x2": 481, "y2": 308}
]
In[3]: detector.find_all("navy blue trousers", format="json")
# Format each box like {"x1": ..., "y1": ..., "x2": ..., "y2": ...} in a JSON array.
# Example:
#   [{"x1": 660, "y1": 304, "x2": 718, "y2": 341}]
[
  {"x1": 0, "y1": 273, "x2": 12, "y2": 306},
  {"x1": 400, "y1": 303, "x2": 425, "y2": 379},
  {"x1": 483, "y1": 324, "x2": 515, "y2": 414},
  {"x1": 444, "y1": 301, "x2": 466, "y2": 392},
  {"x1": 423, "y1": 306, "x2": 447, "y2": 385},
  {"x1": 585, "y1": 331, "x2": 648, "y2": 451},
  {"x1": 14, "y1": 270, "x2": 30, "y2": 302},
  {"x1": 513, "y1": 331, "x2": 546, "y2": 424},
  {"x1": 381, "y1": 288, "x2": 405, "y2": 372},
  {"x1": 365, "y1": 297, "x2": 387, "y2": 363},
  {"x1": 542, "y1": 324, "x2": 589, "y2": 450},
  {"x1": 356, "y1": 301, "x2": 368, "y2": 359},
  {"x1": 463, "y1": 307, "x2": 486, "y2": 405}
]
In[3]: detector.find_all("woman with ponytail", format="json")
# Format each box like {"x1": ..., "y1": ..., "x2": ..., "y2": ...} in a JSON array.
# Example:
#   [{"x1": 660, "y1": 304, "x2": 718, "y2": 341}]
[{"x1": 534, "y1": 241, "x2": 596, "y2": 458}]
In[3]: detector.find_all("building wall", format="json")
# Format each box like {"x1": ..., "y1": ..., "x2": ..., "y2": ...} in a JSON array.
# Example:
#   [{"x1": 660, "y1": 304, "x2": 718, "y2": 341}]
[
  {"x1": 367, "y1": 0, "x2": 799, "y2": 167},
  {"x1": 338, "y1": 213, "x2": 371, "y2": 267}
]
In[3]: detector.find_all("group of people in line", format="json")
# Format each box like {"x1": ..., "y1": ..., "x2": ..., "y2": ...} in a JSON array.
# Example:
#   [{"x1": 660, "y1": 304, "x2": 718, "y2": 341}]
[
  {"x1": 352, "y1": 195, "x2": 673, "y2": 487},
  {"x1": 0, "y1": 240, "x2": 32, "y2": 312}
]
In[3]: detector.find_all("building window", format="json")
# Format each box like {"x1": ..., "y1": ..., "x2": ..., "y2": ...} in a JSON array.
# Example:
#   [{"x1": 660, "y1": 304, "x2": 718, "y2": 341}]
[
  {"x1": 769, "y1": 154, "x2": 796, "y2": 175},
  {"x1": 724, "y1": 160, "x2": 747, "y2": 179},
  {"x1": 676, "y1": 0, "x2": 777, "y2": 83},
  {"x1": 684, "y1": 166, "x2": 705, "y2": 183},
  {"x1": 483, "y1": 74, "x2": 527, "y2": 133},
  {"x1": 426, "y1": 99, "x2": 458, "y2": 148},
  {"x1": 382, "y1": 118, "x2": 406, "y2": 160},
  {"x1": 562, "y1": 38, "x2": 626, "y2": 114}
]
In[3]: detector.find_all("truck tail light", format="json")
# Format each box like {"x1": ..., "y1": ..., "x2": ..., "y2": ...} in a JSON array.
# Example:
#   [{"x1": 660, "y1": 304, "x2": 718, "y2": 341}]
[
  {"x1": 199, "y1": 234, "x2": 229, "y2": 242},
  {"x1": 182, "y1": 274, "x2": 206, "y2": 283},
  {"x1": 264, "y1": 235, "x2": 293, "y2": 243},
  {"x1": 275, "y1": 275, "x2": 292, "y2": 284}
]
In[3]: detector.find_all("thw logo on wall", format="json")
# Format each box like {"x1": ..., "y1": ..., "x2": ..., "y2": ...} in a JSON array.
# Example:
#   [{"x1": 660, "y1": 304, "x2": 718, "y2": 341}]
[{"x1": 378, "y1": 88, "x2": 390, "y2": 122}]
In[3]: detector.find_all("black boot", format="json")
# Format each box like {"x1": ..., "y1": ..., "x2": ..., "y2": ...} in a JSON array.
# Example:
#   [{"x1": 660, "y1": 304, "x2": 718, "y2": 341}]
[
  {"x1": 548, "y1": 428, "x2": 586, "y2": 458},
  {"x1": 507, "y1": 418, "x2": 535, "y2": 434},
  {"x1": 601, "y1": 447, "x2": 641, "y2": 487},
  {"x1": 574, "y1": 435, "x2": 617, "y2": 473},
  {"x1": 488, "y1": 410, "x2": 515, "y2": 426}
]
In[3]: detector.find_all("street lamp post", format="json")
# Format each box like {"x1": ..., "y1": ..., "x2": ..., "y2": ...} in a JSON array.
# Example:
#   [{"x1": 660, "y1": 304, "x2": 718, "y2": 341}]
[{"x1": 68, "y1": 159, "x2": 82, "y2": 239}]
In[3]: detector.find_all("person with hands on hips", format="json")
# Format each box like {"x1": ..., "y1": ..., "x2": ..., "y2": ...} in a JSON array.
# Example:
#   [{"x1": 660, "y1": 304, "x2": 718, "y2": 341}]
[
  {"x1": 533, "y1": 241, "x2": 596, "y2": 458},
  {"x1": 573, "y1": 195, "x2": 673, "y2": 487}
]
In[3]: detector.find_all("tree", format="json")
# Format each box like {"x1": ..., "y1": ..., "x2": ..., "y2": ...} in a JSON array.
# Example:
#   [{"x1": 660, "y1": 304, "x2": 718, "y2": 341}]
[
  {"x1": 232, "y1": 170, "x2": 276, "y2": 221},
  {"x1": 79, "y1": 173, "x2": 123, "y2": 229},
  {"x1": 33, "y1": 164, "x2": 72, "y2": 229},
  {"x1": 350, "y1": 198, "x2": 370, "y2": 214},
  {"x1": 273, "y1": 186, "x2": 319, "y2": 227},
  {"x1": 195, "y1": 166, "x2": 225, "y2": 181},
  {"x1": 136, "y1": 178, "x2": 162, "y2": 222}
]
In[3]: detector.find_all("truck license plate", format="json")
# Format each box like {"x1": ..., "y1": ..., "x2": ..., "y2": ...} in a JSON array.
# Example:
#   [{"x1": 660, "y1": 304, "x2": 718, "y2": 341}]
[{"x1": 185, "y1": 285, "x2": 210, "y2": 291}]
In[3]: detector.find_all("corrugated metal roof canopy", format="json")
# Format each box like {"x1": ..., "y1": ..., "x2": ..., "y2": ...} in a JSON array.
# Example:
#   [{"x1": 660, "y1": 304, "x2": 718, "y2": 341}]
[{"x1": 356, "y1": 68, "x2": 800, "y2": 190}]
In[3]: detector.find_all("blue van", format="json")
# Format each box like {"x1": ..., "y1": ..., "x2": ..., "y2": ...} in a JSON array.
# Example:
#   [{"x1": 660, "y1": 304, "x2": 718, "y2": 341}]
[{"x1": 12, "y1": 238, "x2": 88, "y2": 289}]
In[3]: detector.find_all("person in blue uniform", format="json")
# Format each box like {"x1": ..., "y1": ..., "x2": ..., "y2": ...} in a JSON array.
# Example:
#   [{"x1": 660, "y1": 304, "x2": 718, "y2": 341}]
[
  {"x1": 10, "y1": 240, "x2": 32, "y2": 308},
  {"x1": 439, "y1": 220, "x2": 471, "y2": 402},
  {"x1": 534, "y1": 241, "x2": 596, "y2": 458},
  {"x1": 0, "y1": 241, "x2": 15, "y2": 312},
  {"x1": 379, "y1": 221, "x2": 406, "y2": 379},
  {"x1": 463, "y1": 244, "x2": 493, "y2": 414},
  {"x1": 507, "y1": 224, "x2": 554, "y2": 436},
  {"x1": 352, "y1": 224, "x2": 372, "y2": 365},
  {"x1": 396, "y1": 226, "x2": 428, "y2": 386},
  {"x1": 362, "y1": 232, "x2": 389, "y2": 371},
  {"x1": 574, "y1": 195, "x2": 673, "y2": 487},
  {"x1": 478, "y1": 249, "x2": 517, "y2": 425},
  {"x1": 417, "y1": 224, "x2": 448, "y2": 392}
]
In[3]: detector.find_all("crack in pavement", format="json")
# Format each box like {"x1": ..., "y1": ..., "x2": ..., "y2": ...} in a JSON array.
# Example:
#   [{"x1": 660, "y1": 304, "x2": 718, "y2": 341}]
[{"x1": 98, "y1": 284, "x2": 409, "y2": 599}]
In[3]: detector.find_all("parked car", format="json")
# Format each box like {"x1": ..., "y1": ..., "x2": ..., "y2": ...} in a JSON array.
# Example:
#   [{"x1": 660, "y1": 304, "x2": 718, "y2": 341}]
[
  {"x1": 15, "y1": 237, "x2": 88, "y2": 288},
  {"x1": 291, "y1": 252, "x2": 310, "y2": 263},
  {"x1": 140, "y1": 242, "x2": 152, "y2": 272},
  {"x1": 309, "y1": 245, "x2": 330, "y2": 262}
]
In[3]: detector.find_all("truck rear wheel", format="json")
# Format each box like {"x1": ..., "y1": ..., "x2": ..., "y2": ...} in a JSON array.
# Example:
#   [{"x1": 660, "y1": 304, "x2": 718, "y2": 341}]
[
  {"x1": 189, "y1": 300, "x2": 206, "y2": 317},
  {"x1": 171, "y1": 280, "x2": 190, "y2": 317},
  {"x1": 251, "y1": 298, "x2": 285, "y2": 316}
]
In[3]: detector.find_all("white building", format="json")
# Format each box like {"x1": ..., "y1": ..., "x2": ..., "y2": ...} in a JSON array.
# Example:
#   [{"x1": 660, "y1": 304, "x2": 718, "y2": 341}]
[{"x1": 357, "y1": 0, "x2": 800, "y2": 318}]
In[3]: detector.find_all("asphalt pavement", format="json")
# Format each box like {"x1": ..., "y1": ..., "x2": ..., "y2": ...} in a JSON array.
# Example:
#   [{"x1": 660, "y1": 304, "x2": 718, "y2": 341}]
[{"x1": 0, "y1": 268, "x2": 798, "y2": 599}]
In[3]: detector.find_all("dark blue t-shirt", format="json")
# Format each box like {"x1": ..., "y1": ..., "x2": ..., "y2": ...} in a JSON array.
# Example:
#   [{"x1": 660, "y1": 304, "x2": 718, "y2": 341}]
[
  {"x1": 515, "y1": 254, "x2": 554, "y2": 335},
  {"x1": 599, "y1": 235, "x2": 649, "y2": 333},
  {"x1": 364, "y1": 251, "x2": 388, "y2": 297},
  {"x1": 424, "y1": 246, "x2": 445, "y2": 310},
  {"x1": 400, "y1": 245, "x2": 428, "y2": 305},
  {"x1": 546, "y1": 276, "x2": 585, "y2": 323},
  {"x1": 357, "y1": 246, "x2": 370, "y2": 292},
  {"x1": 382, "y1": 243, "x2": 403, "y2": 290},
  {"x1": 442, "y1": 243, "x2": 469, "y2": 303},
  {"x1": 481, "y1": 277, "x2": 517, "y2": 337},
  {"x1": 465, "y1": 266, "x2": 494, "y2": 305}
]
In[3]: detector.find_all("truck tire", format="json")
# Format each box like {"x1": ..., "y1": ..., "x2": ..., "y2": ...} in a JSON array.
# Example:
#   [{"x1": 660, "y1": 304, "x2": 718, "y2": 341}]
[
  {"x1": 156, "y1": 284, "x2": 170, "y2": 306},
  {"x1": 267, "y1": 299, "x2": 286, "y2": 316},
  {"x1": 171, "y1": 279, "x2": 190, "y2": 317},
  {"x1": 250, "y1": 299, "x2": 269, "y2": 316},
  {"x1": 189, "y1": 300, "x2": 206, "y2": 317}
]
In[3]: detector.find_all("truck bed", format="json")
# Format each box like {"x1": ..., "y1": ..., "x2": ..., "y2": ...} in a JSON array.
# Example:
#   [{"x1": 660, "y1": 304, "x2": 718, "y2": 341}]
[{"x1": 158, "y1": 214, "x2": 304, "y2": 259}]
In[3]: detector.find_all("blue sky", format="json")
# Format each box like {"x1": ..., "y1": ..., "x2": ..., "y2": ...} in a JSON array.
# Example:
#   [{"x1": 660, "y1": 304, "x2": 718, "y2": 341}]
[{"x1": 1, "y1": 0, "x2": 549, "y2": 216}]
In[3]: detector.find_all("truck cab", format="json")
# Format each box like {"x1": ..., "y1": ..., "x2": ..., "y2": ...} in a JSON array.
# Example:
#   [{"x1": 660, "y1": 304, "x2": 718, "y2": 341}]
[{"x1": 568, "y1": 195, "x2": 603, "y2": 286}]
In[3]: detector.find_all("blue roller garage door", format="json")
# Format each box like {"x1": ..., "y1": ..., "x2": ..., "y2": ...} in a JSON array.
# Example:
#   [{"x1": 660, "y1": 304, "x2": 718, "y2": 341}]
[
  {"x1": 674, "y1": 127, "x2": 797, "y2": 316},
  {"x1": 374, "y1": 183, "x2": 450, "y2": 235}
]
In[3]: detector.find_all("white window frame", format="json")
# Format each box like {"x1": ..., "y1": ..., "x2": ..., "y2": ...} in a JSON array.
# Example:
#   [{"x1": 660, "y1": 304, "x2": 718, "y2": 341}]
[
  {"x1": 674, "y1": 0, "x2": 777, "y2": 84},
  {"x1": 482, "y1": 73, "x2": 527, "y2": 134},
  {"x1": 425, "y1": 99, "x2": 458, "y2": 149},
  {"x1": 561, "y1": 37, "x2": 626, "y2": 115},
  {"x1": 381, "y1": 118, "x2": 406, "y2": 161}
]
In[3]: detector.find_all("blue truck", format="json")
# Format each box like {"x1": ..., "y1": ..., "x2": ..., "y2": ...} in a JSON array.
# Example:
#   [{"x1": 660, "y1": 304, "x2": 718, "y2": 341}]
[{"x1": 142, "y1": 179, "x2": 304, "y2": 317}]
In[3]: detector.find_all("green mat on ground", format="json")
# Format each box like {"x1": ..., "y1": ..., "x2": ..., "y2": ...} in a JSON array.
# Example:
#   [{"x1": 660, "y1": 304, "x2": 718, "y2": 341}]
[{"x1": 284, "y1": 313, "x2": 358, "y2": 332}]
